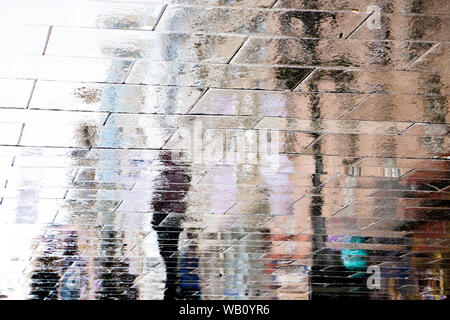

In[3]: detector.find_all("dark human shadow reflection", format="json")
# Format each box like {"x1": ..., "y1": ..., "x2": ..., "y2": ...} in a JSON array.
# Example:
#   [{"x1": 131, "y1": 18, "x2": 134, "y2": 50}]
[
  {"x1": 151, "y1": 151, "x2": 196, "y2": 300},
  {"x1": 30, "y1": 230, "x2": 84, "y2": 300}
]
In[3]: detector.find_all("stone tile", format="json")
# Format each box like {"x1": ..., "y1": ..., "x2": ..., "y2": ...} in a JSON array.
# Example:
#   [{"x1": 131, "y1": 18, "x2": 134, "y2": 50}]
[
  {"x1": 106, "y1": 114, "x2": 259, "y2": 129},
  {"x1": 409, "y1": 43, "x2": 450, "y2": 72},
  {"x1": 274, "y1": 0, "x2": 450, "y2": 14},
  {"x1": 401, "y1": 124, "x2": 449, "y2": 137},
  {"x1": 156, "y1": 6, "x2": 368, "y2": 38},
  {"x1": 20, "y1": 124, "x2": 174, "y2": 149},
  {"x1": 95, "y1": 0, "x2": 277, "y2": 7},
  {"x1": 126, "y1": 61, "x2": 313, "y2": 89},
  {"x1": 357, "y1": 157, "x2": 450, "y2": 171},
  {"x1": 343, "y1": 94, "x2": 449, "y2": 123},
  {"x1": 0, "y1": 55, "x2": 133, "y2": 83},
  {"x1": 0, "y1": 109, "x2": 108, "y2": 125},
  {"x1": 350, "y1": 14, "x2": 450, "y2": 41},
  {"x1": 190, "y1": 89, "x2": 368, "y2": 118},
  {"x1": 304, "y1": 134, "x2": 449, "y2": 158},
  {"x1": 298, "y1": 69, "x2": 450, "y2": 94},
  {"x1": 30, "y1": 81, "x2": 204, "y2": 114},
  {"x1": 0, "y1": 123, "x2": 23, "y2": 145},
  {"x1": 255, "y1": 118, "x2": 412, "y2": 135},
  {"x1": 232, "y1": 38, "x2": 434, "y2": 69},
  {"x1": 46, "y1": 27, "x2": 246, "y2": 63},
  {"x1": 0, "y1": 25, "x2": 49, "y2": 55},
  {"x1": 0, "y1": 79, "x2": 35, "y2": 109},
  {"x1": 0, "y1": 0, "x2": 165, "y2": 29},
  {"x1": 172, "y1": 0, "x2": 276, "y2": 7}
]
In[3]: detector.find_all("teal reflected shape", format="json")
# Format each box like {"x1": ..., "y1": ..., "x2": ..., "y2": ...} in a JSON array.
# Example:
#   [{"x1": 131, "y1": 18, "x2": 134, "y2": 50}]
[{"x1": 341, "y1": 236, "x2": 369, "y2": 270}]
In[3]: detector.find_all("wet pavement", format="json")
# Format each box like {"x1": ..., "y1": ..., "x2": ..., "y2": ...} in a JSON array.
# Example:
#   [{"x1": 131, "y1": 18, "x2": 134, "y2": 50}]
[{"x1": 0, "y1": 0, "x2": 448, "y2": 300}]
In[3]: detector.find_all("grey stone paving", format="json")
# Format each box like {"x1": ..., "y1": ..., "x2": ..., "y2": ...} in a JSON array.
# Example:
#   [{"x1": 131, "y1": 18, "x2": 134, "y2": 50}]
[{"x1": 0, "y1": 0, "x2": 448, "y2": 300}]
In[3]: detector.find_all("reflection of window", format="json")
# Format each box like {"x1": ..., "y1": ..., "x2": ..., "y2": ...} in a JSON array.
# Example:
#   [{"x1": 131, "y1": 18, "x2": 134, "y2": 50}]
[
  {"x1": 60, "y1": 268, "x2": 81, "y2": 300},
  {"x1": 384, "y1": 168, "x2": 401, "y2": 178},
  {"x1": 348, "y1": 166, "x2": 361, "y2": 176}
]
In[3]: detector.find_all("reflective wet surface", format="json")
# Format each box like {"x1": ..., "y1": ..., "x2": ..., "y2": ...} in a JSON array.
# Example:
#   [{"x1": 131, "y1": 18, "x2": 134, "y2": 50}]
[{"x1": 0, "y1": 0, "x2": 449, "y2": 300}]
